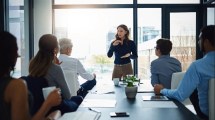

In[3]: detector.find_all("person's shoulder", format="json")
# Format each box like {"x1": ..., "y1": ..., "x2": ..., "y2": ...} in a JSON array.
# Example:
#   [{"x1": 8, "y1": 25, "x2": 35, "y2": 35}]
[
  {"x1": 8, "y1": 78, "x2": 27, "y2": 90},
  {"x1": 69, "y1": 57, "x2": 79, "y2": 61},
  {"x1": 50, "y1": 63, "x2": 62, "y2": 72},
  {"x1": 60, "y1": 54, "x2": 78, "y2": 62},
  {"x1": 151, "y1": 58, "x2": 160, "y2": 65},
  {"x1": 191, "y1": 59, "x2": 202, "y2": 66},
  {"x1": 51, "y1": 63, "x2": 61, "y2": 68},
  {"x1": 127, "y1": 39, "x2": 135, "y2": 43},
  {"x1": 170, "y1": 57, "x2": 181, "y2": 63},
  {"x1": 11, "y1": 78, "x2": 26, "y2": 85}
]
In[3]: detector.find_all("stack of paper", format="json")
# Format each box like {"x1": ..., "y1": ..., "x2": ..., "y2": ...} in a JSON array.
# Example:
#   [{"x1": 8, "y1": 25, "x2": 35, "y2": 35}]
[
  {"x1": 80, "y1": 99, "x2": 116, "y2": 108},
  {"x1": 142, "y1": 101, "x2": 178, "y2": 108},
  {"x1": 57, "y1": 111, "x2": 101, "y2": 120}
]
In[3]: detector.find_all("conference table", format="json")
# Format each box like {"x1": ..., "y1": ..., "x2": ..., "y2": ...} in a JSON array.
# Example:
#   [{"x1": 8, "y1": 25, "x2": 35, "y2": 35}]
[{"x1": 61, "y1": 80, "x2": 199, "y2": 120}]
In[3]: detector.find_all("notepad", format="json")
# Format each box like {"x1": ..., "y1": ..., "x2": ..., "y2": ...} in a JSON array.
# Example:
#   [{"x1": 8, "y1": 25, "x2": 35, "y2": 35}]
[
  {"x1": 80, "y1": 99, "x2": 116, "y2": 107},
  {"x1": 142, "y1": 101, "x2": 178, "y2": 108},
  {"x1": 58, "y1": 111, "x2": 101, "y2": 120},
  {"x1": 142, "y1": 95, "x2": 169, "y2": 101}
]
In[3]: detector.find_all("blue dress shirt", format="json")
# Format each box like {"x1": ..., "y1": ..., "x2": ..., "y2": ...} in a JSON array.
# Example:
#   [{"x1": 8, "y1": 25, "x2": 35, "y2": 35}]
[
  {"x1": 151, "y1": 55, "x2": 182, "y2": 88},
  {"x1": 107, "y1": 39, "x2": 138, "y2": 65},
  {"x1": 161, "y1": 51, "x2": 215, "y2": 116}
]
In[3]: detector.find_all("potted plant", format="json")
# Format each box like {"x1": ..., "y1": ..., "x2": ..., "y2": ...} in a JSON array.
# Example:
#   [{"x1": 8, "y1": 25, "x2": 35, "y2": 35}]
[{"x1": 123, "y1": 75, "x2": 139, "y2": 99}]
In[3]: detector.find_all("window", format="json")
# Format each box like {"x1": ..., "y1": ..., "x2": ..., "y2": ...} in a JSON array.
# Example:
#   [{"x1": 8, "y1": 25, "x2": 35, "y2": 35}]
[
  {"x1": 53, "y1": 1, "x2": 201, "y2": 81},
  {"x1": 54, "y1": 8, "x2": 133, "y2": 80},
  {"x1": 138, "y1": 0, "x2": 200, "y2": 4},
  {"x1": 137, "y1": 8, "x2": 161, "y2": 80},
  {"x1": 170, "y1": 12, "x2": 196, "y2": 71},
  {"x1": 207, "y1": 8, "x2": 215, "y2": 25},
  {"x1": 8, "y1": 0, "x2": 24, "y2": 77},
  {"x1": 54, "y1": 0, "x2": 132, "y2": 4},
  {"x1": 8, "y1": 0, "x2": 29, "y2": 78}
]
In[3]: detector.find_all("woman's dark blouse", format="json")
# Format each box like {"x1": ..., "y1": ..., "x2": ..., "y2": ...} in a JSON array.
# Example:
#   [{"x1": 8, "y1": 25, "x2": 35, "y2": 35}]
[{"x1": 107, "y1": 39, "x2": 138, "y2": 64}]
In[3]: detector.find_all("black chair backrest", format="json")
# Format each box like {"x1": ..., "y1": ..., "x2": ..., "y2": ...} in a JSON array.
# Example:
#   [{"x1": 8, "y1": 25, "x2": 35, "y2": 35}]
[{"x1": 21, "y1": 76, "x2": 48, "y2": 115}]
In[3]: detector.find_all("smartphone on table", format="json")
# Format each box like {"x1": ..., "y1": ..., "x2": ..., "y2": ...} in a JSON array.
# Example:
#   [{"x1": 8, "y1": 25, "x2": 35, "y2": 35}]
[{"x1": 110, "y1": 112, "x2": 129, "y2": 117}]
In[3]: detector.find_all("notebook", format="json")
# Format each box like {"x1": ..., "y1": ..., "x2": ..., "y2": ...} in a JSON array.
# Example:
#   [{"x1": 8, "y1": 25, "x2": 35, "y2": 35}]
[{"x1": 58, "y1": 111, "x2": 101, "y2": 120}]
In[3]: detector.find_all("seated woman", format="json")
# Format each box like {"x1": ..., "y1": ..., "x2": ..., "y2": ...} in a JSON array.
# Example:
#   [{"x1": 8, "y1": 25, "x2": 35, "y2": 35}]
[
  {"x1": 28, "y1": 34, "x2": 83, "y2": 114},
  {"x1": 0, "y1": 31, "x2": 62, "y2": 120}
]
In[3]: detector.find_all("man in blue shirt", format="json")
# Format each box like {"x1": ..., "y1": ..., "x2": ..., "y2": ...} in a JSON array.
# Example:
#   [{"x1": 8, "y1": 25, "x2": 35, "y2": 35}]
[
  {"x1": 154, "y1": 25, "x2": 215, "y2": 119},
  {"x1": 151, "y1": 38, "x2": 182, "y2": 89}
]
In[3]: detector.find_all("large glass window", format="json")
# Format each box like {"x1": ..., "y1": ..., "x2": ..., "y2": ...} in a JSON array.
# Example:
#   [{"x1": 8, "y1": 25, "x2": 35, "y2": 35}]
[
  {"x1": 138, "y1": 0, "x2": 200, "y2": 4},
  {"x1": 207, "y1": 8, "x2": 215, "y2": 25},
  {"x1": 137, "y1": 8, "x2": 161, "y2": 80},
  {"x1": 54, "y1": 0, "x2": 132, "y2": 4},
  {"x1": 8, "y1": 0, "x2": 25, "y2": 78},
  {"x1": 170, "y1": 12, "x2": 196, "y2": 71},
  {"x1": 54, "y1": 9, "x2": 133, "y2": 80}
]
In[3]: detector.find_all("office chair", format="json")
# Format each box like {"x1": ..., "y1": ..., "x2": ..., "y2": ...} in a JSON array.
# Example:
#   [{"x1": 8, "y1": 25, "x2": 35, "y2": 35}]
[
  {"x1": 171, "y1": 71, "x2": 192, "y2": 105},
  {"x1": 209, "y1": 78, "x2": 215, "y2": 120}
]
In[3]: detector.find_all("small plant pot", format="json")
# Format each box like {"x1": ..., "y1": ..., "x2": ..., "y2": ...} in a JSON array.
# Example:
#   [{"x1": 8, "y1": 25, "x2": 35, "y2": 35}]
[{"x1": 125, "y1": 86, "x2": 138, "y2": 99}]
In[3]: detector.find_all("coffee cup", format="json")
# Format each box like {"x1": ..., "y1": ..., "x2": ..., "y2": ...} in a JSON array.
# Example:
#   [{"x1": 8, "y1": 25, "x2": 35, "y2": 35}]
[
  {"x1": 42, "y1": 86, "x2": 56, "y2": 100},
  {"x1": 113, "y1": 78, "x2": 119, "y2": 86}
]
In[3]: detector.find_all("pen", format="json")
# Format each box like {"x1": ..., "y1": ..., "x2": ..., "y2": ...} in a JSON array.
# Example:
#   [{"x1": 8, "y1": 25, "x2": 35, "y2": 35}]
[{"x1": 88, "y1": 107, "x2": 101, "y2": 113}]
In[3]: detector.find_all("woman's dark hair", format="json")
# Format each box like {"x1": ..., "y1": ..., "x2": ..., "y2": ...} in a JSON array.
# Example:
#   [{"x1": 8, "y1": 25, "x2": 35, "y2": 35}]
[
  {"x1": 115, "y1": 24, "x2": 130, "y2": 40},
  {"x1": 156, "y1": 38, "x2": 172, "y2": 55},
  {"x1": 0, "y1": 31, "x2": 18, "y2": 77},
  {"x1": 29, "y1": 34, "x2": 58, "y2": 77},
  {"x1": 201, "y1": 25, "x2": 215, "y2": 47}
]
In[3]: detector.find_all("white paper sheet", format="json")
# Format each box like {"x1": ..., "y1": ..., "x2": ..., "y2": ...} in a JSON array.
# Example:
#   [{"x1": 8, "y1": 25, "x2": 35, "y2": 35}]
[
  {"x1": 57, "y1": 111, "x2": 101, "y2": 120},
  {"x1": 80, "y1": 99, "x2": 116, "y2": 107},
  {"x1": 142, "y1": 101, "x2": 178, "y2": 108}
]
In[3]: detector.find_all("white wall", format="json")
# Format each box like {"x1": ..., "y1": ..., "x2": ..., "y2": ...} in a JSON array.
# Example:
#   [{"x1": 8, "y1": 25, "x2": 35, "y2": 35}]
[{"x1": 34, "y1": 0, "x2": 52, "y2": 54}]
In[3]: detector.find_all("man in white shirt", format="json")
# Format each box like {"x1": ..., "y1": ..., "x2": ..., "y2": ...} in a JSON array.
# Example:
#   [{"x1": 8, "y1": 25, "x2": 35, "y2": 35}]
[{"x1": 58, "y1": 38, "x2": 96, "y2": 98}]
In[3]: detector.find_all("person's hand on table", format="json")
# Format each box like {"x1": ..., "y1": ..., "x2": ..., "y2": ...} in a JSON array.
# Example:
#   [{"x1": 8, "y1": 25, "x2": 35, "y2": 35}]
[{"x1": 154, "y1": 84, "x2": 164, "y2": 95}]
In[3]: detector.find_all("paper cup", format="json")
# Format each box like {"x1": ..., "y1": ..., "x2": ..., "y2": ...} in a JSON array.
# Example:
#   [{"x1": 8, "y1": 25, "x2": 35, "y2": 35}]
[
  {"x1": 42, "y1": 86, "x2": 56, "y2": 100},
  {"x1": 113, "y1": 78, "x2": 119, "y2": 86}
]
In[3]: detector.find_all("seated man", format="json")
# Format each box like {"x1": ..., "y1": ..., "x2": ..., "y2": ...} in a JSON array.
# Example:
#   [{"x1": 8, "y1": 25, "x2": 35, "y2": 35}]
[
  {"x1": 58, "y1": 38, "x2": 96, "y2": 98},
  {"x1": 151, "y1": 38, "x2": 182, "y2": 89},
  {"x1": 154, "y1": 25, "x2": 215, "y2": 120}
]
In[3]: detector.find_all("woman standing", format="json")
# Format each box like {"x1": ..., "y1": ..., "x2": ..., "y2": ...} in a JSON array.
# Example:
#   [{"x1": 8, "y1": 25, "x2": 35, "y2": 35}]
[{"x1": 107, "y1": 24, "x2": 138, "y2": 80}]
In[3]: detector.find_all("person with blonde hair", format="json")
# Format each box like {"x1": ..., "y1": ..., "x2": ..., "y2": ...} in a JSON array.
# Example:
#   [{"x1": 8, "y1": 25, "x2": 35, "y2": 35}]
[
  {"x1": 28, "y1": 34, "x2": 83, "y2": 114},
  {"x1": 0, "y1": 31, "x2": 61, "y2": 120}
]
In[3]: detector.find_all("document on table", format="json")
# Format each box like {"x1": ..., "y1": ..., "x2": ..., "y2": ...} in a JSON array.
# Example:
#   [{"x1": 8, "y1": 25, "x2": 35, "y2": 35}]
[
  {"x1": 90, "y1": 83, "x2": 115, "y2": 94},
  {"x1": 142, "y1": 95, "x2": 169, "y2": 101},
  {"x1": 57, "y1": 111, "x2": 101, "y2": 120},
  {"x1": 142, "y1": 101, "x2": 178, "y2": 108},
  {"x1": 137, "y1": 84, "x2": 154, "y2": 93},
  {"x1": 90, "y1": 89, "x2": 115, "y2": 94},
  {"x1": 80, "y1": 99, "x2": 116, "y2": 107}
]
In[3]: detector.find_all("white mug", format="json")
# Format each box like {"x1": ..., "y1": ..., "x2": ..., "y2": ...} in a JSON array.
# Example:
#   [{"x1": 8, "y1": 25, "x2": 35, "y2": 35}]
[
  {"x1": 113, "y1": 78, "x2": 119, "y2": 86},
  {"x1": 42, "y1": 86, "x2": 56, "y2": 100}
]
